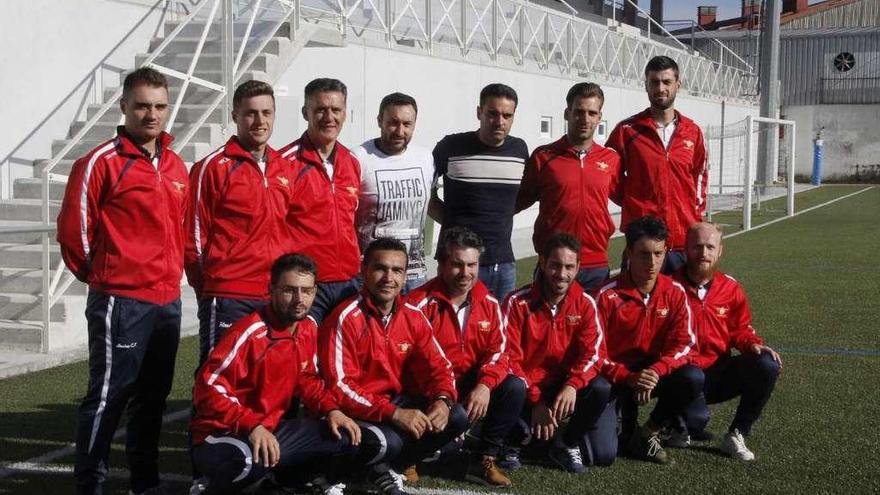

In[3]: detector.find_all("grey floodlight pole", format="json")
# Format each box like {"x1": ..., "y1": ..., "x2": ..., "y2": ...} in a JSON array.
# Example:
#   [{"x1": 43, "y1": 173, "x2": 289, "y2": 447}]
[{"x1": 757, "y1": 0, "x2": 782, "y2": 186}]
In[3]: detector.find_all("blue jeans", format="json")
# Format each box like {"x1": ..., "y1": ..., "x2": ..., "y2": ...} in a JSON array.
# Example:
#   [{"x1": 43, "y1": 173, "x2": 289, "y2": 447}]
[
  {"x1": 310, "y1": 277, "x2": 362, "y2": 324},
  {"x1": 479, "y1": 262, "x2": 516, "y2": 300},
  {"x1": 403, "y1": 276, "x2": 428, "y2": 295},
  {"x1": 576, "y1": 267, "x2": 611, "y2": 293}
]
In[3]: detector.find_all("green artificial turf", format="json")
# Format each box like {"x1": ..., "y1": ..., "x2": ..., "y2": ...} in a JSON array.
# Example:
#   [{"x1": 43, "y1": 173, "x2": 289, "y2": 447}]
[{"x1": 1, "y1": 185, "x2": 878, "y2": 494}]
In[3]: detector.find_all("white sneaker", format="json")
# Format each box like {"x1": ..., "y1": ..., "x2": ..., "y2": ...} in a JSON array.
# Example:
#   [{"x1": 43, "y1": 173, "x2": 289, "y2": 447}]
[
  {"x1": 720, "y1": 429, "x2": 755, "y2": 461},
  {"x1": 323, "y1": 483, "x2": 346, "y2": 495},
  {"x1": 388, "y1": 469, "x2": 406, "y2": 490},
  {"x1": 188, "y1": 478, "x2": 207, "y2": 495}
]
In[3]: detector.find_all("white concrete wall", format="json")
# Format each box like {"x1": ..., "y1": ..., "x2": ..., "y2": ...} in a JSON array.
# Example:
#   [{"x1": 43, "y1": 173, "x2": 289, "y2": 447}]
[
  {"x1": 784, "y1": 104, "x2": 880, "y2": 180},
  {"x1": 0, "y1": 0, "x2": 170, "y2": 198}
]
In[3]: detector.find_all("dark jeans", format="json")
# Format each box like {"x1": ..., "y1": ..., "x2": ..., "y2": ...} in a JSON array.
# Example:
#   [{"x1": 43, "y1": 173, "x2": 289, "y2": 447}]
[
  {"x1": 196, "y1": 296, "x2": 265, "y2": 368},
  {"x1": 479, "y1": 262, "x2": 516, "y2": 301},
  {"x1": 310, "y1": 277, "x2": 362, "y2": 323},
  {"x1": 192, "y1": 419, "x2": 359, "y2": 495},
  {"x1": 615, "y1": 365, "x2": 704, "y2": 442},
  {"x1": 661, "y1": 250, "x2": 687, "y2": 275},
  {"x1": 682, "y1": 352, "x2": 780, "y2": 436},
  {"x1": 458, "y1": 374, "x2": 527, "y2": 457},
  {"x1": 576, "y1": 266, "x2": 611, "y2": 293},
  {"x1": 75, "y1": 292, "x2": 181, "y2": 495}
]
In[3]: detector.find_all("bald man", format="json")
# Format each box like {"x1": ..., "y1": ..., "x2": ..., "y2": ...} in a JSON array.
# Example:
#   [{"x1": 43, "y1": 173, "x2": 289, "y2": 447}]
[{"x1": 670, "y1": 223, "x2": 781, "y2": 461}]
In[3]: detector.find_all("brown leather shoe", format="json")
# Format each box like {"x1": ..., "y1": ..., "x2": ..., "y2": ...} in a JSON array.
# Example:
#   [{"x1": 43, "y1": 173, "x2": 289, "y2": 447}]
[
  {"x1": 401, "y1": 465, "x2": 419, "y2": 484},
  {"x1": 466, "y1": 455, "x2": 512, "y2": 488}
]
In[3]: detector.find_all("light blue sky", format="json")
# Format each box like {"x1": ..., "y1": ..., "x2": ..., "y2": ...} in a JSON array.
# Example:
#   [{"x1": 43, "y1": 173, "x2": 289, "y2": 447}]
[{"x1": 649, "y1": 0, "x2": 825, "y2": 23}]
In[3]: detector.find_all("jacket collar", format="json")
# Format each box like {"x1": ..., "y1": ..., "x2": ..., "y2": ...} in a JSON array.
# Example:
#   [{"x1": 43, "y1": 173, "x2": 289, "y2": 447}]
[
  {"x1": 612, "y1": 270, "x2": 673, "y2": 301},
  {"x1": 359, "y1": 288, "x2": 403, "y2": 322},
  {"x1": 224, "y1": 135, "x2": 280, "y2": 165},
  {"x1": 293, "y1": 131, "x2": 347, "y2": 169},
  {"x1": 629, "y1": 108, "x2": 691, "y2": 131},
  {"x1": 115, "y1": 126, "x2": 174, "y2": 161},
  {"x1": 421, "y1": 277, "x2": 491, "y2": 308},
  {"x1": 550, "y1": 135, "x2": 595, "y2": 156},
  {"x1": 528, "y1": 275, "x2": 584, "y2": 313},
  {"x1": 673, "y1": 267, "x2": 720, "y2": 299},
  {"x1": 259, "y1": 304, "x2": 297, "y2": 340}
]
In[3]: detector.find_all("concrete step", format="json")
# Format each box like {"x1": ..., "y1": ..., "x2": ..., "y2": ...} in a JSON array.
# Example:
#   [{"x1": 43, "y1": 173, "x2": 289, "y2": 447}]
[
  {"x1": 102, "y1": 83, "x2": 222, "y2": 106},
  {"x1": 0, "y1": 200, "x2": 61, "y2": 222},
  {"x1": 34, "y1": 159, "x2": 76, "y2": 177},
  {"x1": 148, "y1": 36, "x2": 285, "y2": 56},
  {"x1": 0, "y1": 293, "x2": 66, "y2": 322},
  {"x1": 85, "y1": 102, "x2": 224, "y2": 125},
  {"x1": 0, "y1": 243, "x2": 62, "y2": 269},
  {"x1": 163, "y1": 20, "x2": 292, "y2": 39},
  {"x1": 69, "y1": 120, "x2": 219, "y2": 143},
  {"x1": 0, "y1": 221, "x2": 56, "y2": 244},
  {"x1": 51, "y1": 138, "x2": 209, "y2": 162},
  {"x1": 0, "y1": 268, "x2": 86, "y2": 295},
  {"x1": 13, "y1": 178, "x2": 68, "y2": 201},
  {"x1": 136, "y1": 51, "x2": 272, "y2": 73},
  {"x1": 0, "y1": 320, "x2": 42, "y2": 352}
]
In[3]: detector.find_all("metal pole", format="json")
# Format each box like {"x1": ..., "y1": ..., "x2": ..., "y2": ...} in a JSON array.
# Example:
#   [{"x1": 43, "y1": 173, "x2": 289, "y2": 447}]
[
  {"x1": 426, "y1": 0, "x2": 432, "y2": 54},
  {"x1": 719, "y1": 100, "x2": 726, "y2": 195},
  {"x1": 788, "y1": 121, "x2": 796, "y2": 216},
  {"x1": 222, "y1": 0, "x2": 234, "y2": 133},
  {"x1": 492, "y1": 0, "x2": 498, "y2": 61},
  {"x1": 41, "y1": 168, "x2": 51, "y2": 353},
  {"x1": 743, "y1": 115, "x2": 754, "y2": 231},
  {"x1": 757, "y1": 0, "x2": 781, "y2": 186},
  {"x1": 461, "y1": 0, "x2": 467, "y2": 55}
]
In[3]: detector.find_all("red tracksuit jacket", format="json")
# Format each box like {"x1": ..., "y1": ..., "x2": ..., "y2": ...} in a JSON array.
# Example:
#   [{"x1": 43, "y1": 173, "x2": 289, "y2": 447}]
[
  {"x1": 57, "y1": 128, "x2": 187, "y2": 305},
  {"x1": 280, "y1": 133, "x2": 361, "y2": 283},
  {"x1": 503, "y1": 281, "x2": 606, "y2": 405},
  {"x1": 190, "y1": 307, "x2": 337, "y2": 445},
  {"x1": 596, "y1": 273, "x2": 696, "y2": 385},
  {"x1": 318, "y1": 291, "x2": 458, "y2": 423},
  {"x1": 672, "y1": 269, "x2": 763, "y2": 369},
  {"x1": 517, "y1": 137, "x2": 622, "y2": 268},
  {"x1": 184, "y1": 136, "x2": 294, "y2": 299},
  {"x1": 606, "y1": 109, "x2": 708, "y2": 250},
  {"x1": 406, "y1": 279, "x2": 509, "y2": 390}
]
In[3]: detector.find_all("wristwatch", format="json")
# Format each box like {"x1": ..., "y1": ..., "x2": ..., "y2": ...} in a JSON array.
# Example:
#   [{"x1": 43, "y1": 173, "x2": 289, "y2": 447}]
[{"x1": 434, "y1": 395, "x2": 455, "y2": 411}]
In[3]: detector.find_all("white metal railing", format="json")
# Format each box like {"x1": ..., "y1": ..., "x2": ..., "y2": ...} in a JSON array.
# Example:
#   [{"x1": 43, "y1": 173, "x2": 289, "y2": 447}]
[
  {"x1": 296, "y1": 0, "x2": 758, "y2": 100},
  {"x1": 32, "y1": 0, "x2": 295, "y2": 353}
]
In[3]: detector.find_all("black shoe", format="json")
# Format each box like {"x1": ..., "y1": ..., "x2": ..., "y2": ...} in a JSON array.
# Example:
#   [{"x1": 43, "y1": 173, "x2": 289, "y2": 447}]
[
  {"x1": 368, "y1": 469, "x2": 409, "y2": 495},
  {"x1": 627, "y1": 427, "x2": 671, "y2": 464}
]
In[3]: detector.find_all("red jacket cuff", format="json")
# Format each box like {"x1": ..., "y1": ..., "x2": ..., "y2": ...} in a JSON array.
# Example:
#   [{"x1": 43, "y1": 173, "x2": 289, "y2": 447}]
[
  {"x1": 379, "y1": 401, "x2": 398, "y2": 422},
  {"x1": 236, "y1": 411, "x2": 262, "y2": 435}
]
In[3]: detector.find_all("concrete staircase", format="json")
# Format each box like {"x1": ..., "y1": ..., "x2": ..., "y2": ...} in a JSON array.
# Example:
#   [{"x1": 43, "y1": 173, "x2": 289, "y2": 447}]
[{"x1": 0, "y1": 17, "x2": 343, "y2": 354}]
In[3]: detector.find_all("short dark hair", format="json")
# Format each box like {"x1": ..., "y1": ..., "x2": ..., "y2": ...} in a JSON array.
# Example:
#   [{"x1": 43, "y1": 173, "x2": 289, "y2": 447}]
[
  {"x1": 363, "y1": 237, "x2": 408, "y2": 265},
  {"x1": 304, "y1": 78, "x2": 347, "y2": 102},
  {"x1": 542, "y1": 232, "x2": 581, "y2": 259},
  {"x1": 378, "y1": 92, "x2": 418, "y2": 116},
  {"x1": 624, "y1": 216, "x2": 669, "y2": 248},
  {"x1": 122, "y1": 67, "x2": 168, "y2": 102},
  {"x1": 233, "y1": 80, "x2": 274, "y2": 110},
  {"x1": 436, "y1": 227, "x2": 484, "y2": 262},
  {"x1": 645, "y1": 55, "x2": 679, "y2": 80},
  {"x1": 270, "y1": 253, "x2": 318, "y2": 285},
  {"x1": 479, "y1": 83, "x2": 518, "y2": 108},
  {"x1": 566, "y1": 82, "x2": 605, "y2": 108}
]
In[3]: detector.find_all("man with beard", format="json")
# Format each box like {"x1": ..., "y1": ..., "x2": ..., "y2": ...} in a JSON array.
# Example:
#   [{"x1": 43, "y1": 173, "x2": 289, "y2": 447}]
[
  {"x1": 320, "y1": 238, "x2": 469, "y2": 495},
  {"x1": 281, "y1": 78, "x2": 362, "y2": 322},
  {"x1": 596, "y1": 216, "x2": 699, "y2": 465},
  {"x1": 190, "y1": 254, "x2": 364, "y2": 494},
  {"x1": 407, "y1": 227, "x2": 525, "y2": 487},
  {"x1": 516, "y1": 82, "x2": 622, "y2": 292},
  {"x1": 504, "y1": 233, "x2": 614, "y2": 473},
  {"x1": 429, "y1": 83, "x2": 529, "y2": 299},
  {"x1": 355, "y1": 93, "x2": 433, "y2": 293},
  {"x1": 669, "y1": 222, "x2": 781, "y2": 460},
  {"x1": 186, "y1": 80, "x2": 295, "y2": 367},
  {"x1": 606, "y1": 56, "x2": 708, "y2": 274}
]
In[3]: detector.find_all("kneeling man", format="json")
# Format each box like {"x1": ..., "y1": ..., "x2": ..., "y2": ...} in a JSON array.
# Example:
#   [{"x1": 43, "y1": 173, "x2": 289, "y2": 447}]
[
  {"x1": 320, "y1": 238, "x2": 469, "y2": 495},
  {"x1": 672, "y1": 222, "x2": 781, "y2": 460},
  {"x1": 408, "y1": 227, "x2": 526, "y2": 487}
]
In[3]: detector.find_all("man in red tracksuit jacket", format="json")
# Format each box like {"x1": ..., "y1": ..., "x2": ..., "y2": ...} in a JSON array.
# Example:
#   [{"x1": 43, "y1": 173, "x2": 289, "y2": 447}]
[
  {"x1": 596, "y1": 216, "x2": 700, "y2": 465},
  {"x1": 319, "y1": 238, "x2": 469, "y2": 495},
  {"x1": 516, "y1": 82, "x2": 622, "y2": 291},
  {"x1": 280, "y1": 78, "x2": 362, "y2": 322},
  {"x1": 670, "y1": 222, "x2": 781, "y2": 461},
  {"x1": 191, "y1": 254, "x2": 375, "y2": 494},
  {"x1": 185, "y1": 80, "x2": 296, "y2": 366},
  {"x1": 407, "y1": 227, "x2": 525, "y2": 487},
  {"x1": 57, "y1": 68, "x2": 188, "y2": 495},
  {"x1": 504, "y1": 233, "x2": 614, "y2": 474},
  {"x1": 606, "y1": 56, "x2": 708, "y2": 274}
]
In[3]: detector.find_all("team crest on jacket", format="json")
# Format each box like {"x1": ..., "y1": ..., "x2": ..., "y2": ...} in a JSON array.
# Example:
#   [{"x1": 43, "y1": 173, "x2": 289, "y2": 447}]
[
  {"x1": 478, "y1": 320, "x2": 491, "y2": 332},
  {"x1": 683, "y1": 139, "x2": 694, "y2": 149},
  {"x1": 300, "y1": 360, "x2": 309, "y2": 371},
  {"x1": 398, "y1": 342, "x2": 411, "y2": 353},
  {"x1": 716, "y1": 306, "x2": 729, "y2": 317},
  {"x1": 656, "y1": 307, "x2": 669, "y2": 317},
  {"x1": 596, "y1": 161, "x2": 609, "y2": 172},
  {"x1": 345, "y1": 186, "x2": 358, "y2": 196},
  {"x1": 278, "y1": 177, "x2": 289, "y2": 187},
  {"x1": 566, "y1": 315, "x2": 581, "y2": 325},
  {"x1": 171, "y1": 181, "x2": 185, "y2": 193}
]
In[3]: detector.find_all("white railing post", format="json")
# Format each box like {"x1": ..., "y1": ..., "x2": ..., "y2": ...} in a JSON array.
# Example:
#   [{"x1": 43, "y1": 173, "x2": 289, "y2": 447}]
[
  {"x1": 41, "y1": 168, "x2": 51, "y2": 354},
  {"x1": 788, "y1": 121, "x2": 796, "y2": 217},
  {"x1": 460, "y1": 0, "x2": 467, "y2": 55},
  {"x1": 517, "y1": 6, "x2": 524, "y2": 64},
  {"x1": 743, "y1": 114, "x2": 754, "y2": 231},
  {"x1": 491, "y1": 0, "x2": 498, "y2": 60},
  {"x1": 222, "y1": 0, "x2": 234, "y2": 133},
  {"x1": 426, "y1": 0, "x2": 433, "y2": 54}
]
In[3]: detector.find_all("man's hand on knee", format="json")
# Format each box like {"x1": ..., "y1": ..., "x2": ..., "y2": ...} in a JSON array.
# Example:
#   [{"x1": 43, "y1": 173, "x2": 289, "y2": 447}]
[
  {"x1": 392, "y1": 407, "x2": 431, "y2": 438},
  {"x1": 248, "y1": 424, "x2": 280, "y2": 468}
]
